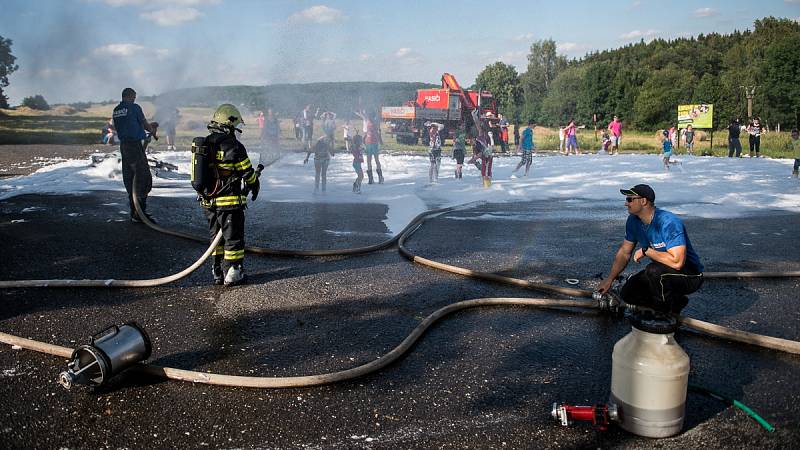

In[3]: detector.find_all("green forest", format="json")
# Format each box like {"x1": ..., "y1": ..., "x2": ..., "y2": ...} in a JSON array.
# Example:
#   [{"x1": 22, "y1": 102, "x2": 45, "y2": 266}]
[
  {"x1": 476, "y1": 17, "x2": 800, "y2": 130},
  {"x1": 157, "y1": 17, "x2": 799, "y2": 132}
]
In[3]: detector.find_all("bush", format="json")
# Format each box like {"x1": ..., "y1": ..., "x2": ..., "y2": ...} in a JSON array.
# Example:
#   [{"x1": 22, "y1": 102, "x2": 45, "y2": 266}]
[
  {"x1": 68, "y1": 101, "x2": 92, "y2": 112},
  {"x1": 21, "y1": 94, "x2": 50, "y2": 110}
]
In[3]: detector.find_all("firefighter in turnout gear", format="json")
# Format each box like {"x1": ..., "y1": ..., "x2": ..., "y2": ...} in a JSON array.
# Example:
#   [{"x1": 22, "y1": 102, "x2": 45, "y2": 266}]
[{"x1": 200, "y1": 104, "x2": 260, "y2": 286}]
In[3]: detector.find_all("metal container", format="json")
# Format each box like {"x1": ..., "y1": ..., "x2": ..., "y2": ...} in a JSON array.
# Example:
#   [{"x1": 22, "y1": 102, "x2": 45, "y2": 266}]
[
  {"x1": 59, "y1": 323, "x2": 151, "y2": 389},
  {"x1": 610, "y1": 314, "x2": 689, "y2": 438}
]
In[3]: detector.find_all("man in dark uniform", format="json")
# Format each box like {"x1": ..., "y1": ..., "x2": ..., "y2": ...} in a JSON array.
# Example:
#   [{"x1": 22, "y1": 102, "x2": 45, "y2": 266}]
[
  {"x1": 112, "y1": 87, "x2": 157, "y2": 222},
  {"x1": 200, "y1": 104, "x2": 260, "y2": 286}
]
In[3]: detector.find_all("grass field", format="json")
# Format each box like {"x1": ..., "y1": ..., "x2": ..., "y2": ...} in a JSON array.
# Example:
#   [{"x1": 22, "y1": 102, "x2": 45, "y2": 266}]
[{"x1": 1, "y1": 105, "x2": 796, "y2": 158}]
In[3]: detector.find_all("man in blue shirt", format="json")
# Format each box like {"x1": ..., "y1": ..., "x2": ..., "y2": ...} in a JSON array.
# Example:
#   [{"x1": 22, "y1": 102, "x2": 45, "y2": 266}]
[
  {"x1": 112, "y1": 88, "x2": 157, "y2": 222},
  {"x1": 596, "y1": 184, "x2": 704, "y2": 314}
]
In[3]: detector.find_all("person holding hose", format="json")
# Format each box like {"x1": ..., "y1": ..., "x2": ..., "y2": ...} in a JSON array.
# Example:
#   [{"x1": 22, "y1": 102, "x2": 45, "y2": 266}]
[
  {"x1": 200, "y1": 104, "x2": 260, "y2": 286},
  {"x1": 596, "y1": 184, "x2": 704, "y2": 314},
  {"x1": 112, "y1": 87, "x2": 157, "y2": 223}
]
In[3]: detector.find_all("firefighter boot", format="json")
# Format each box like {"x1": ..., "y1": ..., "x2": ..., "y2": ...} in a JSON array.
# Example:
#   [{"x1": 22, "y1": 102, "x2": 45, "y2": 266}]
[
  {"x1": 367, "y1": 169, "x2": 374, "y2": 184},
  {"x1": 793, "y1": 169, "x2": 799, "y2": 178},
  {"x1": 482, "y1": 176, "x2": 492, "y2": 188},
  {"x1": 224, "y1": 264, "x2": 247, "y2": 287},
  {"x1": 377, "y1": 168, "x2": 384, "y2": 184},
  {"x1": 212, "y1": 265, "x2": 224, "y2": 286}
]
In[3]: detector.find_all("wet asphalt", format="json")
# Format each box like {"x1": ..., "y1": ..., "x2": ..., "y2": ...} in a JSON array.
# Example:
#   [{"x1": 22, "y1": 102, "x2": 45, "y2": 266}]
[{"x1": 0, "y1": 188, "x2": 799, "y2": 449}]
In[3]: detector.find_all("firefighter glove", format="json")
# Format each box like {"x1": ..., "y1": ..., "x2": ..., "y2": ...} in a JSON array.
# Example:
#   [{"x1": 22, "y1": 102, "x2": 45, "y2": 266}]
[{"x1": 250, "y1": 179, "x2": 260, "y2": 201}]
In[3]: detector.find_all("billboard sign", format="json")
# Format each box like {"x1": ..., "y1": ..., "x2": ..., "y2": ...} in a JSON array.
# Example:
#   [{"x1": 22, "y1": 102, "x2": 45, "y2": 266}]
[{"x1": 678, "y1": 104, "x2": 713, "y2": 129}]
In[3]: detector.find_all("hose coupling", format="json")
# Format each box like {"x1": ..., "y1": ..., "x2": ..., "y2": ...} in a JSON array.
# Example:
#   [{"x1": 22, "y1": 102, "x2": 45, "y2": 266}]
[{"x1": 593, "y1": 290, "x2": 622, "y2": 314}]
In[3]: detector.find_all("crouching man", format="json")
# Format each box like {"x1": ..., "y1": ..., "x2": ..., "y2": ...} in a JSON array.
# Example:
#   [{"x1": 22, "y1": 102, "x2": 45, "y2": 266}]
[
  {"x1": 596, "y1": 184, "x2": 704, "y2": 314},
  {"x1": 201, "y1": 104, "x2": 260, "y2": 286}
]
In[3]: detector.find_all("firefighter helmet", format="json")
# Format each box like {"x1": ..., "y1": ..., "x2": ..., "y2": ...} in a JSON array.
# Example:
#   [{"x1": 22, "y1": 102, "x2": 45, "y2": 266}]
[{"x1": 210, "y1": 104, "x2": 244, "y2": 128}]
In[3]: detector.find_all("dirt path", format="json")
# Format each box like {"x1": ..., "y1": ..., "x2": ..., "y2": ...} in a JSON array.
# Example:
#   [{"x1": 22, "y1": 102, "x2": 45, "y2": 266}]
[{"x1": 0, "y1": 144, "x2": 105, "y2": 178}]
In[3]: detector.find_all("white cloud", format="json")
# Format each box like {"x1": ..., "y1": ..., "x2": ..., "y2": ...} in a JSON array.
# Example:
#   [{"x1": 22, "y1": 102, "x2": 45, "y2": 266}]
[
  {"x1": 557, "y1": 42, "x2": 592, "y2": 54},
  {"x1": 512, "y1": 33, "x2": 535, "y2": 42},
  {"x1": 154, "y1": 49, "x2": 170, "y2": 60},
  {"x1": 288, "y1": 5, "x2": 346, "y2": 24},
  {"x1": 359, "y1": 53, "x2": 372, "y2": 61},
  {"x1": 393, "y1": 47, "x2": 422, "y2": 65},
  {"x1": 632, "y1": 1, "x2": 641, "y2": 7},
  {"x1": 618, "y1": 29, "x2": 660, "y2": 40},
  {"x1": 319, "y1": 57, "x2": 336, "y2": 65},
  {"x1": 693, "y1": 7, "x2": 716, "y2": 18},
  {"x1": 101, "y1": 0, "x2": 219, "y2": 6},
  {"x1": 140, "y1": 7, "x2": 202, "y2": 26},
  {"x1": 93, "y1": 43, "x2": 146, "y2": 57},
  {"x1": 36, "y1": 68, "x2": 67, "y2": 78},
  {"x1": 92, "y1": 43, "x2": 169, "y2": 60},
  {"x1": 496, "y1": 50, "x2": 526, "y2": 65}
]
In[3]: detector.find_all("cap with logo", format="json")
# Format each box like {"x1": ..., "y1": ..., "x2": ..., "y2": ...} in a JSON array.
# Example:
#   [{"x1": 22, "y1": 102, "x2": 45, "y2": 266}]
[{"x1": 620, "y1": 184, "x2": 655, "y2": 203}]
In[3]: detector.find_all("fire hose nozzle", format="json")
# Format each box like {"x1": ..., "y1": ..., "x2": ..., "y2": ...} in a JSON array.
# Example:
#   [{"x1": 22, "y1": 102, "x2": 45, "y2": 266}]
[
  {"x1": 593, "y1": 290, "x2": 623, "y2": 314},
  {"x1": 58, "y1": 371, "x2": 75, "y2": 390}
]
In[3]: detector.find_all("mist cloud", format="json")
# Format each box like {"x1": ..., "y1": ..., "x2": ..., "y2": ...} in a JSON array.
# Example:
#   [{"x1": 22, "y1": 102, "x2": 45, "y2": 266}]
[
  {"x1": 618, "y1": 29, "x2": 660, "y2": 40},
  {"x1": 288, "y1": 5, "x2": 346, "y2": 24},
  {"x1": 693, "y1": 8, "x2": 717, "y2": 18},
  {"x1": 101, "y1": 0, "x2": 220, "y2": 7},
  {"x1": 140, "y1": 7, "x2": 203, "y2": 26},
  {"x1": 93, "y1": 43, "x2": 146, "y2": 57}
]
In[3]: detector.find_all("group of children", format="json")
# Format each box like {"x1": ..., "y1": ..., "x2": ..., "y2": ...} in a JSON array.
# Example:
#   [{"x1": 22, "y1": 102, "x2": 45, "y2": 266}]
[{"x1": 310, "y1": 119, "x2": 800, "y2": 193}]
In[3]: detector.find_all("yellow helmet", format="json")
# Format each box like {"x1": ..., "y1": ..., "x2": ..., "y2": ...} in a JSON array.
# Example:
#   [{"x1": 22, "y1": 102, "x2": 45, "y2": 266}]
[{"x1": 210, "y1": 104, "x2": 244, "y2": 128}]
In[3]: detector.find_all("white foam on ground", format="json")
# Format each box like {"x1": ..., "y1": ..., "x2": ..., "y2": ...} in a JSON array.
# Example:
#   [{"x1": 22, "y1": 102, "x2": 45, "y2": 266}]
[{"x1": 1, "y1": 150, "x2": 798, "y2": 233}]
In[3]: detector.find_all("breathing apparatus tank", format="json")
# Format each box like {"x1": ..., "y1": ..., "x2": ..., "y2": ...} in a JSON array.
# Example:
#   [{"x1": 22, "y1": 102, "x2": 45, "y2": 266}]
[
  {"x1": 191, "y1": 136, "x2": 215, "y2": 198},
  {"x1": 610, "y1": 312, "x2": 689, "y2": 438}
]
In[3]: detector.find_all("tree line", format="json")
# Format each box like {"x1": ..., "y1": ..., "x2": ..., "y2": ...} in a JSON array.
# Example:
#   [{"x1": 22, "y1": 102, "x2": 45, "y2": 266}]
[{"x1": 474, "y1": 17, "x2": 800, "y2": 131}]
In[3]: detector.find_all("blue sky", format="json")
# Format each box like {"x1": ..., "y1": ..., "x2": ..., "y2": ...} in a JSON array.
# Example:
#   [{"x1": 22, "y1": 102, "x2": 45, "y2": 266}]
[{"x1": 2, "y1": 0, "x2": 799, "y2": 104}]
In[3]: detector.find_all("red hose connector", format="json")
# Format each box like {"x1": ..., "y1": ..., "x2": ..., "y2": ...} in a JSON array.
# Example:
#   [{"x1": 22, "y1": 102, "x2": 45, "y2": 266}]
[{"x1": 552, "y1": 402, "x2": 619, "y2": 431}]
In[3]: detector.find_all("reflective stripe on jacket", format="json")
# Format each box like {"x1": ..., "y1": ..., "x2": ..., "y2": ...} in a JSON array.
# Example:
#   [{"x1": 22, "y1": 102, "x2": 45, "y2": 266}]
[{"x1": 201, "y1": 131, "x2": 256, "y2": 210}]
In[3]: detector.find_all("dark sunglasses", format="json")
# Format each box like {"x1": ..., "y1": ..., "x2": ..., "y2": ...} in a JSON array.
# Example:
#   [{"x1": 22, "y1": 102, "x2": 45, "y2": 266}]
[{"x1": 625, "y1": 196, "x2": 643, "y2": 203}]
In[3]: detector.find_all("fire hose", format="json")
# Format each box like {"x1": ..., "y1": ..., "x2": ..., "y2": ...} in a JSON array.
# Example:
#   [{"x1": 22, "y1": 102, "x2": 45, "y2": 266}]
[
  {"x1": 0, "y1": 183, "x2": 799, "y2": 389},
  {"x1": 0, "y1": 297, "x2": 597, "y2": 388},
  {"x1": 0, "y1": 228, "x2": 222, "y2": 288},
  {"x1": 397, "y1": 215, "x2": 800, "y2": 355}
]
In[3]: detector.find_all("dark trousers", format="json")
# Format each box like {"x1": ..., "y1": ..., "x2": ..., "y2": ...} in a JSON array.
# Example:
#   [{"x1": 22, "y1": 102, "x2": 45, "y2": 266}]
[
  {"x1": 204, "y1": 207, "x2": 246, "y2": 273},
  {"x1": 727, "y1": 138, "x2": 742, "y2": 157},
  {"x1": 621, "y1": 262, "x2": 703, "y2": 313},
  {"x1": 120, "y1": 140, "x2": 152, "y2": 216},
  {"x1": 748, "y1": 135, "x2": 761, "y2": 155}
]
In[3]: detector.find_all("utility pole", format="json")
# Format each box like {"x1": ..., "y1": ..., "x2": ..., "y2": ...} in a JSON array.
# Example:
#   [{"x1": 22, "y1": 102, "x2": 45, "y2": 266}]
[{"x1": 739, "y1": 85, "x2": 757, "y2": 119}]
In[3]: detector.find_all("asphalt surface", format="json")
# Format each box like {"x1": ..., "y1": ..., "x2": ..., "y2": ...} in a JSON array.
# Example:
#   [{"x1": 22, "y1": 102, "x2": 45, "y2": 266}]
[{"x1": 1, "y1": 188, "x2": 799, "y2": 449}]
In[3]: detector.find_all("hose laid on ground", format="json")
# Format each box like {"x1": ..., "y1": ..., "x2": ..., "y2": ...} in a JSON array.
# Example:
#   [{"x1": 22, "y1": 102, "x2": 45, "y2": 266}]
[
  {"x1": 0, "y1": 230, "x2": 221, "y2": 288},
  {"x1": 133, "y1": 187, "x2": 466, "y2": 257},
  {"x1": 398, "y1": 223, "x2": 592, "y2": 299},
  {"x1": 399, "y1": 214, "x2": 800, "y2": 355},
  {"x1": 0, "y1": 297, "x2": 597, "y2": 388},
  {"x1": 688, "y1": 384, "x2": 776, "y2": 432},
  {"x1": 703, "y1": 270, "x2": 800, "y2": 279}
]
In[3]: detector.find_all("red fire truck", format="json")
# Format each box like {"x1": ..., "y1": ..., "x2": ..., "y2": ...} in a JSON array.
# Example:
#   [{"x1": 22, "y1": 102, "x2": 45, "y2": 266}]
[{"x1": 381, "y1": 73, "x2": 498, "y2": 144}]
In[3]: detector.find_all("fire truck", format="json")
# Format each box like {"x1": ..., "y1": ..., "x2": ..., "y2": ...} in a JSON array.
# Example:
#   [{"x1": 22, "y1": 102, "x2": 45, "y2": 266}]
[{"x1": 381, "y1": 73, "x2": 498, "y2": 145}]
